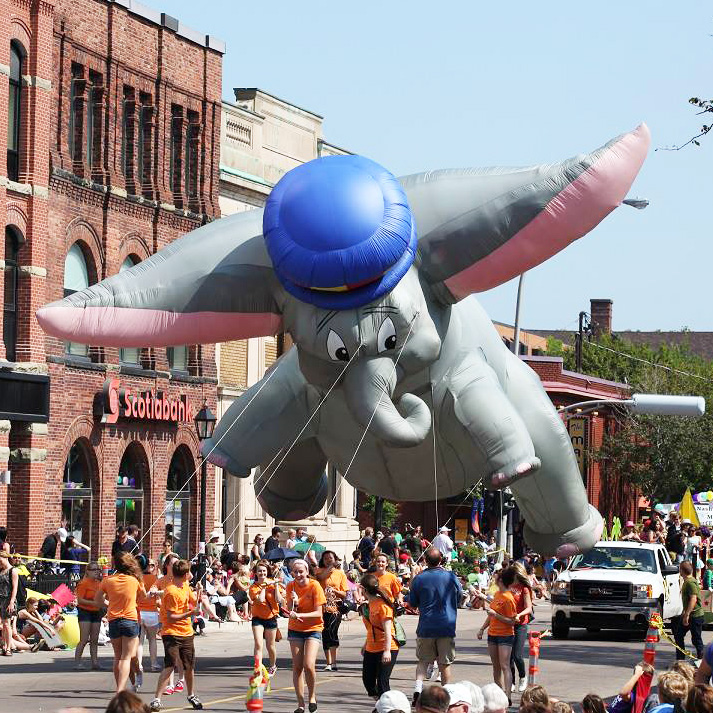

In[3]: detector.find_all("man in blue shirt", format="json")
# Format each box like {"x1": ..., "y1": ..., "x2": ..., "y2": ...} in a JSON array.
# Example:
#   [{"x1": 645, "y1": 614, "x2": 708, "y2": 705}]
[{"x1": 408, "y1": 546, "x2": 462, "y2": 702}]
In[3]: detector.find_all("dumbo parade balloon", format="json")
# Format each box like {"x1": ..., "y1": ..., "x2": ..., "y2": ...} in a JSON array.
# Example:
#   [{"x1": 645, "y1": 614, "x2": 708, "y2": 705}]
[{"x1": 37, "y1": 124, "x2": 650, "y2": 556}]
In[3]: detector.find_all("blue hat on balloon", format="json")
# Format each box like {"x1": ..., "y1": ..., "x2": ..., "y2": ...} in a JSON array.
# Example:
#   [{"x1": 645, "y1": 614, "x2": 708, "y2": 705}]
[{"x1": 263, "y1": 155, "x2": 417, "y2": 310}]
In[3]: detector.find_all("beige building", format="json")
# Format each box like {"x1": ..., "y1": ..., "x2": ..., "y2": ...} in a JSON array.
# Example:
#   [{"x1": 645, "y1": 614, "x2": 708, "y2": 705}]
[{"x1": 213, "y1": 88, "x2": 360, "y2": 559}]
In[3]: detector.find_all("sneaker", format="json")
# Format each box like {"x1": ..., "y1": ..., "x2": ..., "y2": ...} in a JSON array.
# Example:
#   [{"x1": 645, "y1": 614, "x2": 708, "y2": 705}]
[
  {"x1": 187, "y1": 695, "x2": 203, "y2": 710},
  {"x1": 332, "y1": 664, "x2": 338, "y2": 672},
  {"x1": 150, "y1": 699, "x2": 162, "y2": 712},
  {"x1": 511, "y1": 683, "x2": 516, "y2": 693},
  {"x1": 135, "y1": 670, "x2": 143, "y2": 691},
  {"x1": 175, "y1": 680, "x2": 185, "y2": 692},
  {"x1": 268, "y1": 665, "x2": 277, "y2": 676},
  {"x1": 323, "y1": 664, "x2": 332, "y2": 672},
  {"x1": 519, "y1": 677, "x2": 528, "y2": 692},
  {"x1": 151, "y1": 663, "x2": 163, "y2": 672},
  {"x1": 163, "y1": 686, "x2": 175, "y2": 696}
]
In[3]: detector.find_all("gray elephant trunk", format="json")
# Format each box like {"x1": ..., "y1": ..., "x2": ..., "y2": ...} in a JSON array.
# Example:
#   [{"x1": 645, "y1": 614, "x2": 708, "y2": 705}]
[{"x1": 343, "y1": 357, "x2": 431, "y2": 448}]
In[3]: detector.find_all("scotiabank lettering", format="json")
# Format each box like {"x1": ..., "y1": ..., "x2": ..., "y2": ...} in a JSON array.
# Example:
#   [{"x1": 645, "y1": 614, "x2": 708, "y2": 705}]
[{"x1": 99, "y1": 378, "x2": 194, "y2": 425}]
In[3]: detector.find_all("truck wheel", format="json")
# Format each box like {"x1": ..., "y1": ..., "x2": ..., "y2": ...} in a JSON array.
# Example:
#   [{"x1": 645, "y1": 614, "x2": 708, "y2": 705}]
[{"x1": 552, "y1": 620, "x2": 569, "y2": 639}]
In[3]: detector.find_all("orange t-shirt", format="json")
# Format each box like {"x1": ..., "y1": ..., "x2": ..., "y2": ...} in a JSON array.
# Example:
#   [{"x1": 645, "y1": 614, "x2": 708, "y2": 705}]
[
  {"x1": 316, "y1": 568, "x2": 348, "y2": 614},
  {"x1": 100, "y1": 574, "x2": 145, "y2": 622},
  {"x1": 160, "y1": 580, "x2": 196, "y2": 637},
  {"x1": 75, "y1": 577, "x2": 101, "y2": 612},
  {"x1": 510, "y1": 584, "x2": 531, "y2": 625},
  {"x1": 377, "y1": 571, "x2": 401, "y2": 601},
  {"x1": 363, "y1": 599, "x2": 398, "y2": 653},
  {"x1": 138, "y1": 573, "x2": 159, "y2": 612},
  {"x1": 249, "y1": 581, "x2": 280, "y2": 620},
  {"x1": 489, "y1": 590, "x2": 517, "y2": 636},
  {"x1": 285, "y1": 579, "x2": 326, "y2": 633}
]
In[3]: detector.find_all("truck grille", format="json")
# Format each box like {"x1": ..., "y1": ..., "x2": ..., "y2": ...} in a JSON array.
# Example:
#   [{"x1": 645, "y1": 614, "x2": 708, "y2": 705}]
[{"x1": 571, "y1": 580, "x2": 631, "y2": 603}]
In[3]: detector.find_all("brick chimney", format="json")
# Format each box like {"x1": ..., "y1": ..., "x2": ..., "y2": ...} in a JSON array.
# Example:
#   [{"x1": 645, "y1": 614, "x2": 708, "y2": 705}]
[{"x1": 590, "y1": 299, "x2": 613, "y2": 338}]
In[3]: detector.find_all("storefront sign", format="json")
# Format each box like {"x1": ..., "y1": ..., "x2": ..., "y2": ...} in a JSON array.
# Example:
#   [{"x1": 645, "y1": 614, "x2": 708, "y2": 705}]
[
  {"x1": 98, "y1": 377, "x2": 194, "y2": 424},
  {"x1": 568, "y1": 417, "x2": 588, "y2": 483}
]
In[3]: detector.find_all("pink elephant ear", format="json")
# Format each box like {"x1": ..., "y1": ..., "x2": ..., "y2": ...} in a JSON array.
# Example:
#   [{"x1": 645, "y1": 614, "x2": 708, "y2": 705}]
[
  {"x1": 37, "y1": 210, "x2": 283, "y2": 347},
  {"x1": 401, "y1": 124, "x2": 650, "y2": 299}
]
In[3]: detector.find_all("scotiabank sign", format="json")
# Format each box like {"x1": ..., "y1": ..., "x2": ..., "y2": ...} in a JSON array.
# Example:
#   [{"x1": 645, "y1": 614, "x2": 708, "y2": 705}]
[{"x1": 98, "y1": 378, "x2": 194, "y2": 425}]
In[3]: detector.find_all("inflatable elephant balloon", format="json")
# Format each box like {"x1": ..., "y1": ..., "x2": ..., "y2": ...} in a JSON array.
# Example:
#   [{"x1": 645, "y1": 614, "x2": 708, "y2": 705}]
[{"x1": 38, "y1": 124, "x2": 651, "y2": 556}]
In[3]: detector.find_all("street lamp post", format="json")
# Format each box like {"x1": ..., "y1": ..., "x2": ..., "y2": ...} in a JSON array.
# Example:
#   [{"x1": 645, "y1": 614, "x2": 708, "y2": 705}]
[
  {"x1": 558, "y1": 394, "x2": 705, "y2": 418},
  {"x1": 194, "y1": 403, "x2": 217, "y2": 574}
]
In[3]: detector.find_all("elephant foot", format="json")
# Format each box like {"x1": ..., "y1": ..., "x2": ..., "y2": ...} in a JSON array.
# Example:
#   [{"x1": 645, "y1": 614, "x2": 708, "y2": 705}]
[
  {"x1": 487, "y1": 456, "x2": 541, "y2": 490},
  {"x1": 201, "y1": 441, "x2": 250, "y2": 477},
  {"x1": 524, "y1": 504, "x2": 603, "y2": 557}
]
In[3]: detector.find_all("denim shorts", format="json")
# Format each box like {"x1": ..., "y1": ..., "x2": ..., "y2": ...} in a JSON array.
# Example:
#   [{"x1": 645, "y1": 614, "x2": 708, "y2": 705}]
[
  {"x1": 488, "y1": 634, "x2": 515, "y2": 646},
  {"x1": 108, "y1": 617, "x2": 140, "y2": 639},
  {"x1": 77, "y1": 608, "x2": 102, "y2": 624},
  {"x1": 252, "y1": 616, "x2": 278, "y2": 630},
  {"x1": 288, "y1": 629, "x2": 322, "y2": 642}
]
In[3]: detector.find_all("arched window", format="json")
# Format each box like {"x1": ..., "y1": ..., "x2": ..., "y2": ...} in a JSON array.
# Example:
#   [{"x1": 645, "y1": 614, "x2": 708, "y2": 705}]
[
  {"x1": 117, "y1": 443, "x2": 146, "y2": 530},
  {"x1": 166, "y1": 446, "x2": 194, "y2": 558},
  {"x1": 63, "y1": 243, "x2": 89, "y2": 357},
  {"x1": 3, "y1": 227, "x2": 21, "y2": 361},
  {"x1": 167, "y1": 345, "x2": 188, "y2": 373},
  {"x1": 7, "y1": 41, "x2": 23, "y2": 182},
  {"x1": 62, "y1": 441, "x2": 94, "y2": 550},
  {"x1": 119, "y1": 255, "x2": 139, "y2": 364}
]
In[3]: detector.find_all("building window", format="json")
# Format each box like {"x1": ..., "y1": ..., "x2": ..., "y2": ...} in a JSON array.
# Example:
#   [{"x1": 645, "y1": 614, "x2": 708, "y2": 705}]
[
  {"x1": 68, "y1": 63, "x2": 85, "y2": 166},
  {"x1": 167, "y1": 345, "x2": 188, "y2": 373},
  {"x1": 7, "y1": 41, "x2": 23, "y2": 182},
  {"x1": 121, "y1": 86, "x2": 136, "y2": 192},
  {"x1": 170, "y1": 105, "x2": 183, "y2": 206},
  {"x1": 119, "y1": 255, "x2": 139, "y2": 364},
  {"x1": 185, "y1": 110, "x2": 200, "y2": 204},
  {"x1": 137, "y1": 92, "x2": 153, "y2": 197},
  {"x1": 166, "y1": 446, "x2": 194, "y2": 558},
  {"x1": 117, "y1": 443, "x2": 146, "y2": 531},
  {"x1": 63, "y1": 243, "x2": 90, "y2": 357},
  {"x1": 86, "y1": 71, "x2": 103, "y2": 170},
  {"x1": 62, "y1": 441, "x2": 93, "y2": 551},
  {"x1": 3, "y1": 228, "x2": 20, "y2": 362}
]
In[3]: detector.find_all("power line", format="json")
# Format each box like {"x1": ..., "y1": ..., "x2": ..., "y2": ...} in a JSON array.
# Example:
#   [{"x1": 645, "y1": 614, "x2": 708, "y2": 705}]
[{"x1": 583, "y1": 340, "x2": 713, "y2": 384}]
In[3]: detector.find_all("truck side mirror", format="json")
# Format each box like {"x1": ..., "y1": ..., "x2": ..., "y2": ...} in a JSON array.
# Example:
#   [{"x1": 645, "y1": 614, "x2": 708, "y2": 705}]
[{"x1": 663, "y1": 565, "x2": 680, "y2": 576}]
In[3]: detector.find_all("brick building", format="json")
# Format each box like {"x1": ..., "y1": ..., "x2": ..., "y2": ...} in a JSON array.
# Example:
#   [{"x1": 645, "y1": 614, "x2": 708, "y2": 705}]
[{"x1": 0, "y1": 0, "x2": 224, "y2": 559}]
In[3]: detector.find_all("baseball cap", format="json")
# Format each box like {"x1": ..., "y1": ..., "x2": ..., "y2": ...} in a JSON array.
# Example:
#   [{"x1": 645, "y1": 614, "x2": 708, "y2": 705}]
[
  {"x1": 682, "y1": 518, "x2": 692, "y2": 524},
  {"x1": 439, "y1": 525, "x2": 451, "y2": 532},
  {"x1": 57, "y1": 527, "x2": 68, "y2": 542},
  {"x1": 444, "y1": 682, "x2": 473, "y2": 708},
  {"x1": 375, "y1": 689, "x2": 411, "y2": 713}
]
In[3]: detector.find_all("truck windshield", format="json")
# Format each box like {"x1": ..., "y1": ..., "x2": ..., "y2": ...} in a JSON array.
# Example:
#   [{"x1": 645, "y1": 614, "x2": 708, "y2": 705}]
[{"x1": 570, "y1": 547, "x2": 656, "y2": 573}]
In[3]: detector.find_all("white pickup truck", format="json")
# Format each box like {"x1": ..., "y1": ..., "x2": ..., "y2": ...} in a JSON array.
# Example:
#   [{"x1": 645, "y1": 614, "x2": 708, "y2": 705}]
[{"x1": 551, "y1": 540, "x2": 683, "y2": 639}]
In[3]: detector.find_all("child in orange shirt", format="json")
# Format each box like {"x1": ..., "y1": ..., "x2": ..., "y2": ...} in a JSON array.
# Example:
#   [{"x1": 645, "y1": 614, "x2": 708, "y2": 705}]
[
  {"x1": 285, "y1": 559, "x2": 326, "y2": 713},
  {"x1": 248, "y1": 560, "x2": 283, "y2": 675},
  {"x1": 149, "y1": 560, "x2": 202, "y2": 711},
  {"x1": 74, "y1": 561, "x2": 103, "y2": 670},
  {"x1": 477, "y1": 567, "x2": 518, "y2": 701},
  {"x1": 360, "y1": 573, "x2": 400, "y2": 701}
]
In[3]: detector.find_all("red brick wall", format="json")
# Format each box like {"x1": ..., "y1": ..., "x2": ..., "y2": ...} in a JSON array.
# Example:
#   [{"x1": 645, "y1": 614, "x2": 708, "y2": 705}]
[{"x1": 1, "y1": 0, "x2": 222, "y2": 558}]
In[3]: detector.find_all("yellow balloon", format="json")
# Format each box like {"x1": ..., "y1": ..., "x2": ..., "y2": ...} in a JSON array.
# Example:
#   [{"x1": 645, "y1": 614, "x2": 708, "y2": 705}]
[
  {"x1": 58, "y1": 614, "x2": 80, "y2": 648},
  {"x1": 708, "y1": 491, "x2": 713, "y2": 502}
]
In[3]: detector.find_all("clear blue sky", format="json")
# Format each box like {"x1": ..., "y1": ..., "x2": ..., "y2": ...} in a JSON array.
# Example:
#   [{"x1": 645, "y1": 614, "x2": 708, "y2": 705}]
[{"x1": 168, "y1": 0, "x2": 710, "y2": 331}]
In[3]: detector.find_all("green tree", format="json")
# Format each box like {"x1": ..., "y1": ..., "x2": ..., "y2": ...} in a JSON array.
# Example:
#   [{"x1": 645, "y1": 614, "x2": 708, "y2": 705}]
[
  {"x1": 547, "y1": 333, "x2": 713, "y2": 503},
  {"x1": 361, "y1": 495, "x2": 400, "y2": 528}
]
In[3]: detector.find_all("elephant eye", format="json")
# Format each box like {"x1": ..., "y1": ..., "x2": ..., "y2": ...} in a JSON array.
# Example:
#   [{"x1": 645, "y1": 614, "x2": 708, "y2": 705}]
[
  {"x1": 377, "y1": 317, "x2": 397, "y2": 353},
  {"x1": 326, "y1": 329, "x2": 350, "y2": 362}
]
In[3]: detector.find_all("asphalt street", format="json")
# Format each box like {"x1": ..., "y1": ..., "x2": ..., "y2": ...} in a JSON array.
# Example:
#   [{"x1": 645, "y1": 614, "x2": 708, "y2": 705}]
[{"x1": 0, "y1": 606, "x2": 707, "y2": 713}]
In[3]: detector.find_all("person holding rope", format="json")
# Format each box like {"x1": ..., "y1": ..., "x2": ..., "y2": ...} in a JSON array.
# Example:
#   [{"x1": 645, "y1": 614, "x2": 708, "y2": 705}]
[
  {"x1": 74, "y1": 560, "x2": 104, "y2": 670},
  {"x1": 286, "y1": 558, "x2": 326, "y2": 713},
  {"x1": 360, "y1": 573, "x2": 400, "y2": 703},
  {"x1": 92, "y1": 551, "x2": 146, "y2": 693},
  {"x1": 249, "y1": 559, "x2": 284, "y2": 676},
  {"x1": 314, "y1": 550, "x2": 348, "y2": 672},
  {"x1": 509, "y1": 562, "x2": 534, "y2": 693},
  {"x1": 672, "y1": 560, "x2": 705, "y2": 661}
]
